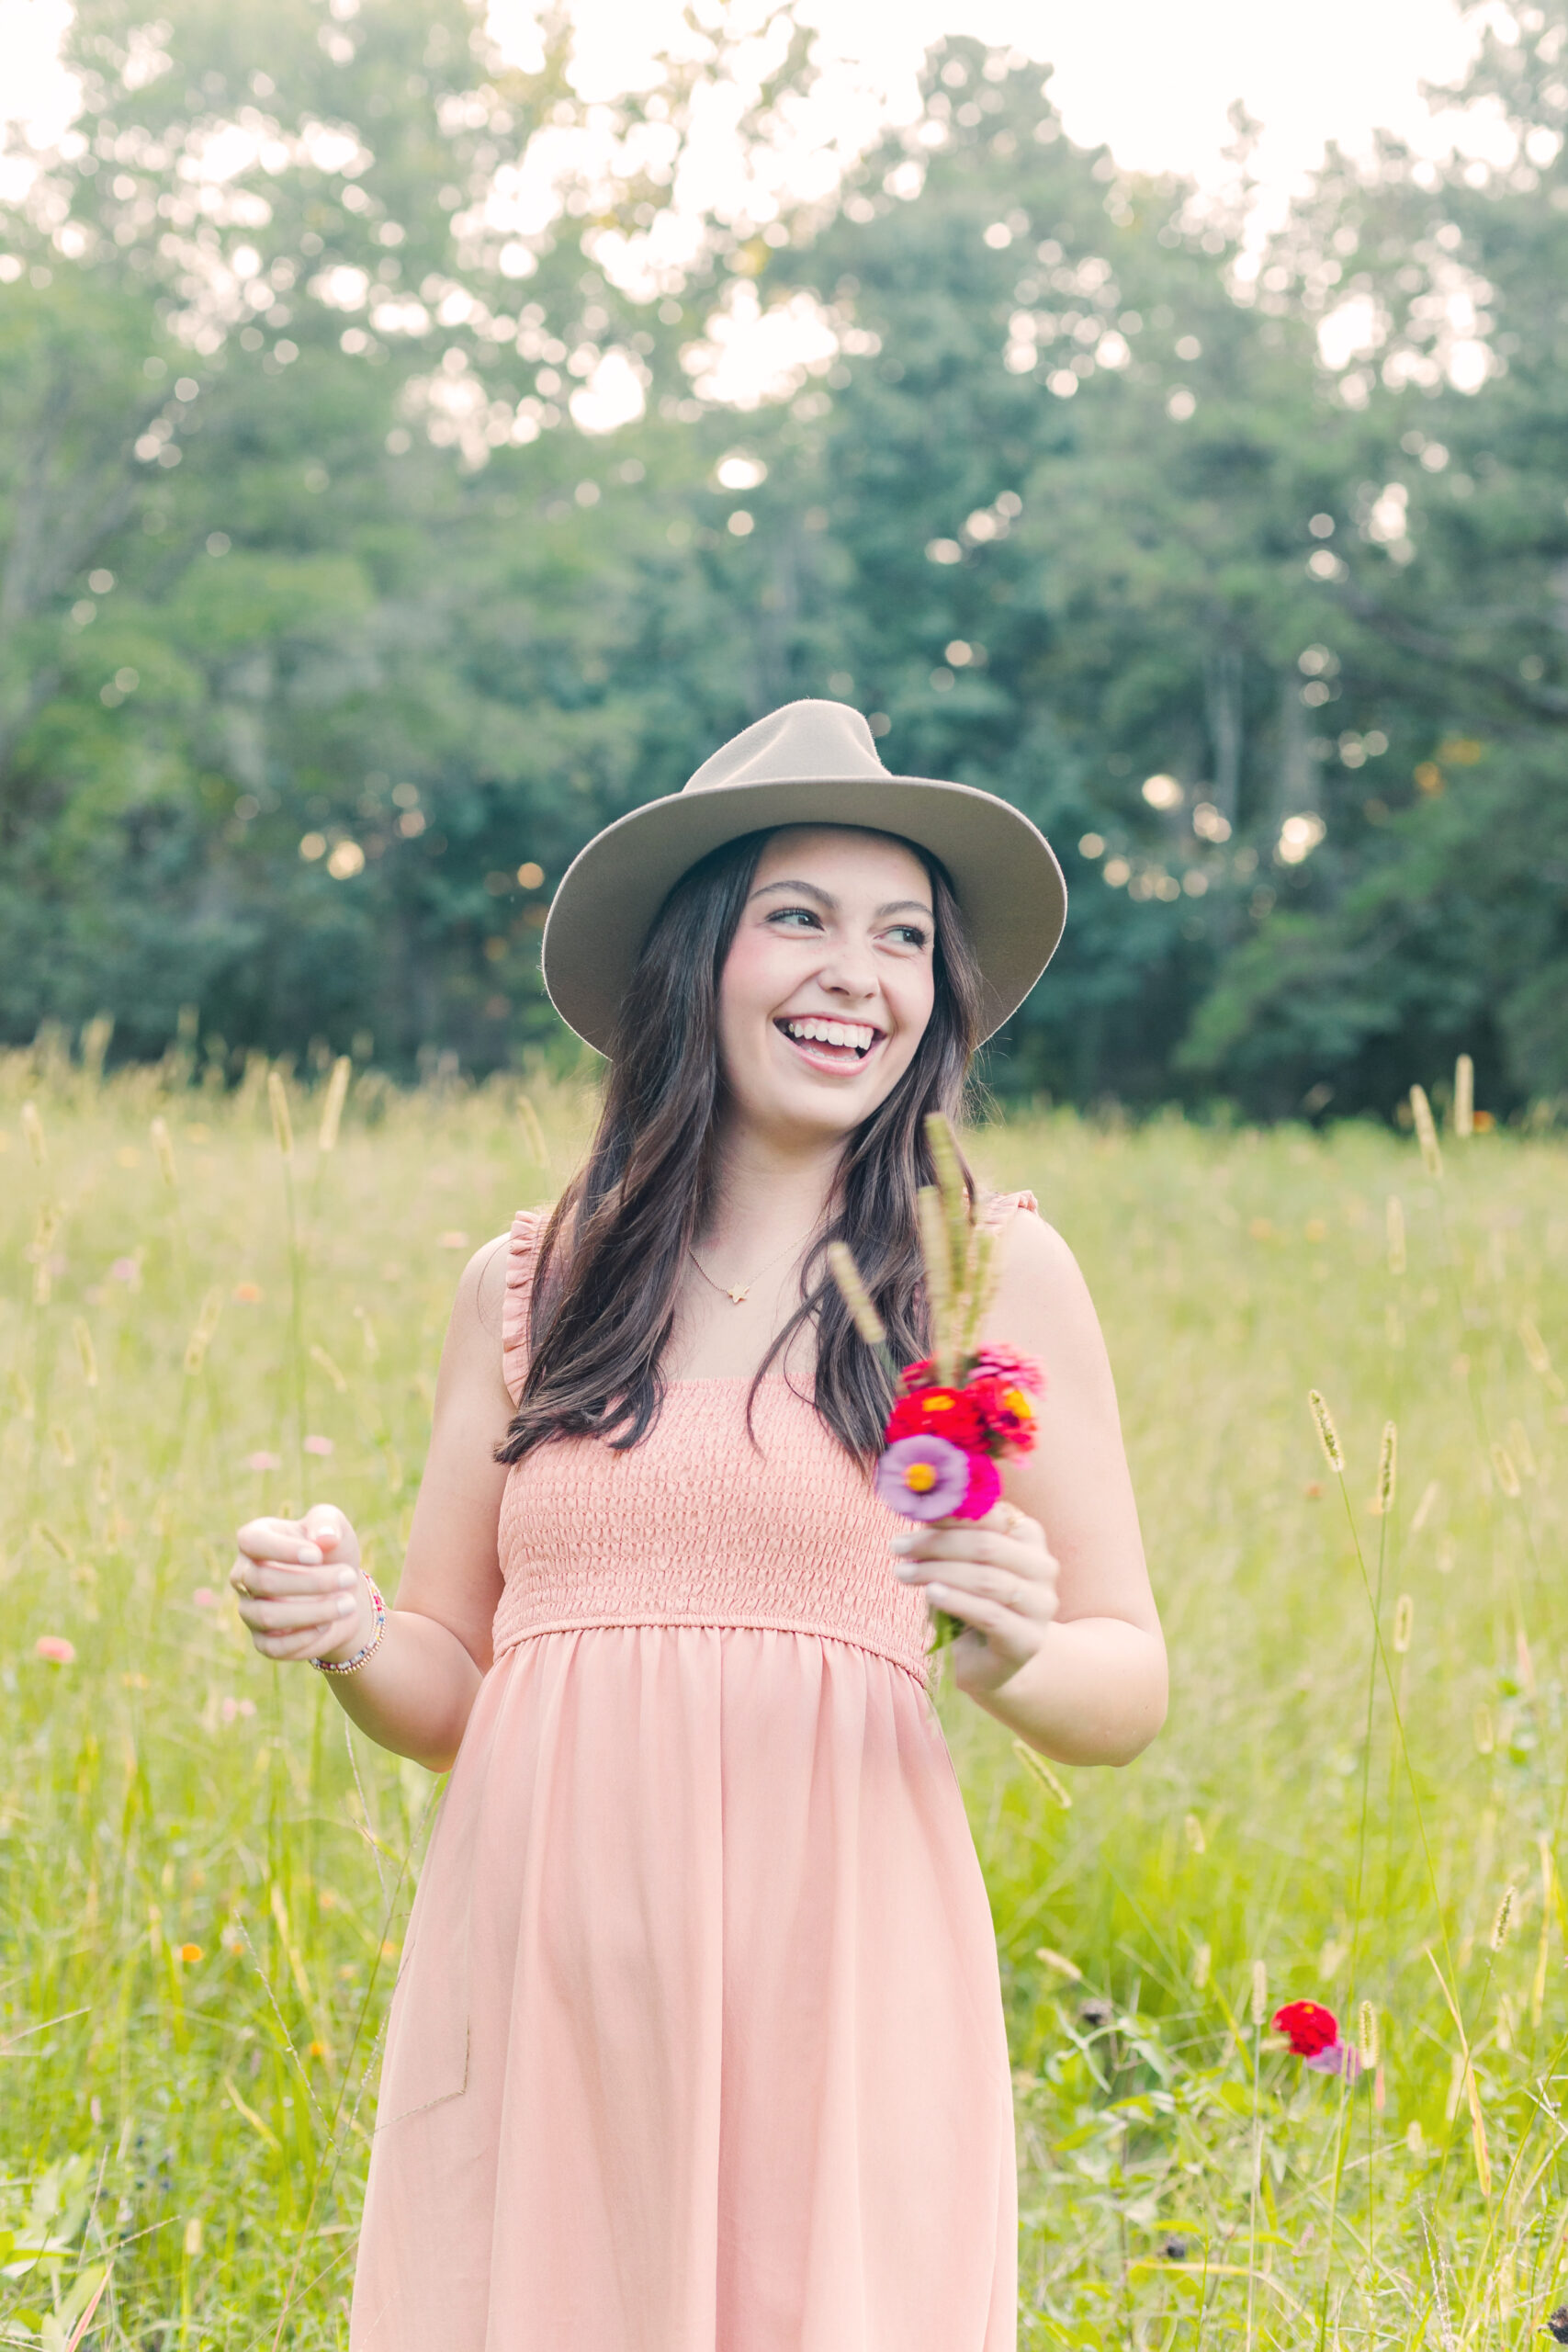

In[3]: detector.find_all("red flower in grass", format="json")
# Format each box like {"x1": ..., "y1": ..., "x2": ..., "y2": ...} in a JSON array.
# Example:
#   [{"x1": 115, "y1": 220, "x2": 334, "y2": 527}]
[{"x1": 1272, "y1": 2000, "x2": 1338, "y2": 2058}]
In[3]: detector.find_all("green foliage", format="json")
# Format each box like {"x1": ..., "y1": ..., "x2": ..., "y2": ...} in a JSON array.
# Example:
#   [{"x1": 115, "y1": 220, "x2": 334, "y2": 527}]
[
  {"x1": 1, "y1": 4, "x2": 1566, "y2": 1110},
  {"x1": 2, "y1": 1062, "x2": 1566, "y2": 2343}
]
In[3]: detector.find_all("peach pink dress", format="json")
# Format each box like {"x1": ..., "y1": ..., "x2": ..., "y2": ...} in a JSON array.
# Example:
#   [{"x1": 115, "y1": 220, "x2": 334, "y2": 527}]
[{"x1": 350, "y1": 1204, "x2": 1022, "y2": 2351}]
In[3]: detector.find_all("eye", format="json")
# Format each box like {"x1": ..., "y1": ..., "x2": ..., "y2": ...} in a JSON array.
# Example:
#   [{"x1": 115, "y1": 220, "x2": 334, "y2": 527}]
[
  {"x1": 886, "y1": 922, "x2": 930, "y2": 950},
  {"x1": 767, "y1": 904, "x2": 823, "y2": 930}
]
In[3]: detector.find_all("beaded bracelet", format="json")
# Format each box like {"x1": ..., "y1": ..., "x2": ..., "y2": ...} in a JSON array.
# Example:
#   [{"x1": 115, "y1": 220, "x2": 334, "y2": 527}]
[{"x1": 310, "y1": 1571, "x2": 388, "y2": 1676}]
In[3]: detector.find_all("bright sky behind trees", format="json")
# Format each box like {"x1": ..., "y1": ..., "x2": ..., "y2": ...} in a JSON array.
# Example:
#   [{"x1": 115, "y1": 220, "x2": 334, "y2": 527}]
[{"x1": 4, "y1": 0, "x2": 1485, "y2": 210}]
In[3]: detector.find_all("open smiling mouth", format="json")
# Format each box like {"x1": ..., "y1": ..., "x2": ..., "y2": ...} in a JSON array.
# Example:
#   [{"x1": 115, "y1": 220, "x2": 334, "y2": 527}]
[{"x1": 774, "y1": 1016, "x2": 884, "y2": 1071}]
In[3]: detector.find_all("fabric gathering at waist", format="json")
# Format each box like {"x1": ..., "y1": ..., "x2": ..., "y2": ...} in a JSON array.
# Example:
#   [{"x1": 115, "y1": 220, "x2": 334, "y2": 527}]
[{"x1": 489, "y1": 1610, "x2": 931, "y2": 1687}]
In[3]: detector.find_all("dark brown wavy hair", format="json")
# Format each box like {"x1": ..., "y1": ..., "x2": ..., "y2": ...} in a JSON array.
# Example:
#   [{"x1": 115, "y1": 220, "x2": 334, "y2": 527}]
[{"x1": 498, "y1": 825, "x2": 983, "y2": 1466}]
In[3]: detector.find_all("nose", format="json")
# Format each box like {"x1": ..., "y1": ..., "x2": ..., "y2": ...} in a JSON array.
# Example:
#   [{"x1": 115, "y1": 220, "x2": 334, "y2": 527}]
[{"x1": 815, "y1": 933, "x2": 880, "y2": 1005}]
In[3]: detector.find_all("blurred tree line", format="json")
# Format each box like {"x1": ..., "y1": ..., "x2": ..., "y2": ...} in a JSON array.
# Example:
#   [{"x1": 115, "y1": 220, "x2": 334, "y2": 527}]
[{"x1": 1, "y1": 0, "x2": 1565, "y2": 1116}]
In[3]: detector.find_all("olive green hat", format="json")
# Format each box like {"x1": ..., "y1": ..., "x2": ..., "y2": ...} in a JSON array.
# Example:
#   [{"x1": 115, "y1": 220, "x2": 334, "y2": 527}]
[{"x1": 541, "y1": 698, "x2": 1066, "y2": 1051}]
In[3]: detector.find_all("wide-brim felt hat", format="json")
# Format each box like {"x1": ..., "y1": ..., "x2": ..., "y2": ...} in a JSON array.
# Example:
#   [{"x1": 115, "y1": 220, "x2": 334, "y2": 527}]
[{"x1": 541, "y1": 699, "x2": 1066, "y2": 1053}]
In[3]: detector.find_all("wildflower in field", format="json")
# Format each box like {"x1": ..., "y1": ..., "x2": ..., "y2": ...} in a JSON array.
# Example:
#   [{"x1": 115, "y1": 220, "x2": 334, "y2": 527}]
[
  {"x1": 303, "y1": 1433, "x2": 334, "y2": 1457},
  {"x1": 245, "y1": 1451, "x2": 281, "y2": 1472},
  {"x1": 221, "y1": 1697, "x2": 256, "y2": 1724},
  {"x1": 1273, "y1": 1999, "x2": 1361, "y2": 2079},
  {"x1": 193, "y1": 1588, "x2": 220, "y2": 1609},
  {"x1": 109, "y1": 1257, "x2": 139, "y2": 1284},
  {"x1": 232, "y1": 1282, "x2": 263, "y2": 1304},
  {"x1": 437, "y1": 1229, "x2": 470, "y2": 1250},
  {"x1": 179, "y1": 1944, "x2": 202, "y2": 1964},
  {"x1": 34, "y1": 1635, "x2": 76, "y2": 1665}
]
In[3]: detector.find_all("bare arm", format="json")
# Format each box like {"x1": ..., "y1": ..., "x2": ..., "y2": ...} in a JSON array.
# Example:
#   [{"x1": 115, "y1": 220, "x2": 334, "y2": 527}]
[
  {"x1": 231, "y1": 1236, "x2": 516, "y2": 1772},
  {"x1": 890, "y1": 1208, "x2": 1167, "y2": 1767}
]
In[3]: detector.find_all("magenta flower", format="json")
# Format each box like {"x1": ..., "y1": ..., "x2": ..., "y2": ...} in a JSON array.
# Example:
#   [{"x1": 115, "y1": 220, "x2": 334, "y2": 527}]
[
  {"x1": 35, "y1": 1635, "x2": 76, "y2": 1665},
  {"x1": 192, "y1": 1587, "x2": 220, "y2": 1609},
  {"x1": 110, "y1": 1257, "x2": 139, "y2": 1283},
  {"x1": 245, "y1": 1451, "x2": 281, "y2": 1472},
  {"x1": 953, "y1": 1452, "x2": 1002, "y2": 1521},
  {"x1": 875, "y1": 1434, "x2": 972, "y2": 1520},
  {"x1": 303, "y1": 1434, "x2": 334, "y2": 1457}
]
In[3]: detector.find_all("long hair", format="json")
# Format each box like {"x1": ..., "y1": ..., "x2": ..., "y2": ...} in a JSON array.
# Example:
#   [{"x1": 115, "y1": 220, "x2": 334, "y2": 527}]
[{"x1": 498, "y1": 825, "x2": 984, "y2": 1465}]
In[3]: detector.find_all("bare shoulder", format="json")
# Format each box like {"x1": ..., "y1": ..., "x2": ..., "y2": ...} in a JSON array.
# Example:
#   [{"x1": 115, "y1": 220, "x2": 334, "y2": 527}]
[
  {"x1": 986, "y1": 1201, "x2": 1115, "y2": 1389},
  {"x1": 989, "y1": 1201, "x2": 1093, "y2": 1316},
  {"x1": 457, "y1": 1230, "x2": 516, "y2": 1348}
]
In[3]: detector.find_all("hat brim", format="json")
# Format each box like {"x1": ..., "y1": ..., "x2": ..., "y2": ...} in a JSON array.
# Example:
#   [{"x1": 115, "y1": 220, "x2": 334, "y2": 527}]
[{"x1": 541, "y1": 772, "x2": 1066, "y2": 1054}]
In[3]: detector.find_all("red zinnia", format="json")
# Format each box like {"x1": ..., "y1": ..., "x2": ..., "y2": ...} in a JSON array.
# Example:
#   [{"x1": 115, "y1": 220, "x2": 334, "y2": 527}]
[
  {"x1": 967, "y1": 1374, "x2": 1038, "y2": 1452},
  {"x1": 1272, "y1": 1999, "x2": 1339, "y2": 2058},
  {"x1": 886, "y1": 1386, "x2": 986, "y2": 1451}
]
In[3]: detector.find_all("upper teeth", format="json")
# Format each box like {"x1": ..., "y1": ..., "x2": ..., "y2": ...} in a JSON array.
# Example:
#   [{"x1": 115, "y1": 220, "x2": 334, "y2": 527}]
[{"x1": 784, "y1": 1018, "x2": 876, "y2": 1051}]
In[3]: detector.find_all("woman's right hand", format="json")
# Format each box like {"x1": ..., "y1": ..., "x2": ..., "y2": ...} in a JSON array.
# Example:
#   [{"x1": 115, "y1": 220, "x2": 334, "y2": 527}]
[{"x1": 231, "y1": 1503, "x2": 372, "y2": 1667}]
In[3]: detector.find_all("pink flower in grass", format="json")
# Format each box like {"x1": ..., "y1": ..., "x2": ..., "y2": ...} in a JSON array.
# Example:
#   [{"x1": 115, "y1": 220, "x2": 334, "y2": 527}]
[
  {"x1": 303, "y1": 1434, "x2": 334, "y2": 1457},
  {"x1": 193, "y1": 1588, "x2": 220, "y2": 1609},
  {"x1": 875, "y1": 1435, "x2": 972, "y2": 1521},
  {"x1": 35, "y1": 1635, "x2": 76, "y2": 1665},
  {"x1": 245, "y1": 1451, "x2": 281, "y2": 1473}
]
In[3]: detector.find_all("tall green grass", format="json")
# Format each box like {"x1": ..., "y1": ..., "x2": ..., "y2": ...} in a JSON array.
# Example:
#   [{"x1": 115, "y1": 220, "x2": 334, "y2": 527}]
[{"x1": 2, "y1": 1047, "x2": 1563, "y2": 2347}]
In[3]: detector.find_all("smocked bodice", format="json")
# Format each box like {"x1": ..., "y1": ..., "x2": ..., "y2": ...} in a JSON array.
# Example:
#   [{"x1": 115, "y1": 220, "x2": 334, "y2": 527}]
[{"x1": 492, "y1": 1197, "x2": 1036, "y2": 1680}]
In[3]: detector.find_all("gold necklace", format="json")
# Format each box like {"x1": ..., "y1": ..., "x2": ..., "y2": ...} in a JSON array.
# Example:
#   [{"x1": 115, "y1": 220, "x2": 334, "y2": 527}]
[{"x1": 688, "y1": 1227, "x2": 817, "y2": 1306}]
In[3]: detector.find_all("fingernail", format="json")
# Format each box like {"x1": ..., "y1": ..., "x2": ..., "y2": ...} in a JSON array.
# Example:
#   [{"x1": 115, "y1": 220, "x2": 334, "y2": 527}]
[
  {"x1": 889, "y1": 1534, "x2": 915, "y2": 1555},
  {"x1": 299, "y1": 1544, "x2": 322, "y2": 1565},
  {"x1": 336, "y1": 1596, "x2": 356, "y2": 1616},
  {"x1": 892, "y1": 1560, "x2": 916, "y2": 1581},
  {"x1": 337, "y1": 1569, "x2": 357, "y2": 1589}
]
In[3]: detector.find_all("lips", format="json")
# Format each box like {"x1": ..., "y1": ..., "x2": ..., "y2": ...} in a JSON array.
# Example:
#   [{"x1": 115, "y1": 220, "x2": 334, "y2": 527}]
[{"x1": 774, "y1": 1015, "x2": 884, "y2": 1074}]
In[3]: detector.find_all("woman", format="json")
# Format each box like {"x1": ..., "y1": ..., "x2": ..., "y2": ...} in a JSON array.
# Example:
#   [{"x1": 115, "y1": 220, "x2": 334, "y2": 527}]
[{"x1": 231, "y1": 700, "x2": 1166, "y2": 2351}]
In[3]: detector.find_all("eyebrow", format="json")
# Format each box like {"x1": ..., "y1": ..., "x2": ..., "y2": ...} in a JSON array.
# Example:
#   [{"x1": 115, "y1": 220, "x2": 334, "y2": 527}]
[{"x1": 750, "y1": 879, "x2": 934, "y2": 920}]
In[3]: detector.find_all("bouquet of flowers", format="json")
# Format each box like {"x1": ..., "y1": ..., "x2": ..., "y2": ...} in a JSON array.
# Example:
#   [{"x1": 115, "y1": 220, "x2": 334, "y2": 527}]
[{"x1": 829, "y1": 1114, "x2": 1045, "y2": 1646}]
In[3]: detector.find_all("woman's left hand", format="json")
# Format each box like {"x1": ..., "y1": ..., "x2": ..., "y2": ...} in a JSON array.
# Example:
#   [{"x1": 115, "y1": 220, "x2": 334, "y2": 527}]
[{"x1": 890, "y1": 1502, "x2": 1060, "y2": 1696}]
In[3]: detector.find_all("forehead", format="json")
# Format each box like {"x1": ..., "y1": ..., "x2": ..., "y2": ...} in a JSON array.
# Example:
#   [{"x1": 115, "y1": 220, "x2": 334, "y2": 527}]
[{"x1": 750, "y1": 825, "x2": 931, "y2": 901}]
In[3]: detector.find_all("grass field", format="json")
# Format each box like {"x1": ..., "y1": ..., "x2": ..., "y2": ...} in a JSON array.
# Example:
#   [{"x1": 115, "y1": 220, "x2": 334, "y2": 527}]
[{"x1": 2, "y1": 1045, "x2": 1565, "y2": 2348}]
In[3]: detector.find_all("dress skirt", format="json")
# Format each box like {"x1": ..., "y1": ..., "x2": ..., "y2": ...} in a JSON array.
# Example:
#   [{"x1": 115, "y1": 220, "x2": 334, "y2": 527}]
[{"x1": 350, "y1": 1624, "x2": 1018, "y2": 2351}]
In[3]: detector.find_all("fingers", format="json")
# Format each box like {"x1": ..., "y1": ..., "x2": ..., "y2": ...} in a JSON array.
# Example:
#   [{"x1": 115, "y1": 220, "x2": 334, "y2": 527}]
[
  {"x1": 235, "y1": 1516, "x2": 328, "y2": 1568},
  {"x1": 924, "y1": 1583, "x2": 1037, "y2": 1662}
]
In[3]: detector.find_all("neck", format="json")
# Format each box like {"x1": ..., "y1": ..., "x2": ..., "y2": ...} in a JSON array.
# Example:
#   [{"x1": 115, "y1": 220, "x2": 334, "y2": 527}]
[{"x1": 701, "y1": 1115, "x2": 846, "y2": 1254}]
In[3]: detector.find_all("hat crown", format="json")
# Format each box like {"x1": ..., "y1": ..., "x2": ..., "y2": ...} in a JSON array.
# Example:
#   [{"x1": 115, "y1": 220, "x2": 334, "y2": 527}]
[{"x1": 683, "y1": 699, "x2": 888, "y2": 797}]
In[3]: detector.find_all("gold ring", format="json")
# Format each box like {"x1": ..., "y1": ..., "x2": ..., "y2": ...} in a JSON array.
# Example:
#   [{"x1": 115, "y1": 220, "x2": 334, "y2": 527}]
[{"x1": 995, "y1": 1502, "x2": 1025, "y2": 1536}]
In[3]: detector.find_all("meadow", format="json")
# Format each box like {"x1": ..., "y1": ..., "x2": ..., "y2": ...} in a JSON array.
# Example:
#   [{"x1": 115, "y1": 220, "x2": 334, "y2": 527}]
[{"x1": 1, "y1": 1041, "x2": 1565, "y2": 2349}]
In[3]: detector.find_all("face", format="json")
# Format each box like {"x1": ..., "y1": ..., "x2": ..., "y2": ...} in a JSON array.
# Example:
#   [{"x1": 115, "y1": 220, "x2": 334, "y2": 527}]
[{"x1": 716, "y1": 827, "x2": 938, "y2": 1148}]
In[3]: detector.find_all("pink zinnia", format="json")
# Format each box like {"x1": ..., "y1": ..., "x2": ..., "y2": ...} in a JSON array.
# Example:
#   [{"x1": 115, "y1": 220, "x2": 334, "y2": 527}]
[
  {"x1": 193, "y1": 1588, "x2": 220, "y2": 1609},
  {"x1": 35, "y1": 1635, "x2": 76, "y2": 1665},
  {"x1": 875, "y1": 1434, "x2": 971, "y2": 1521},
  {"x1": 973, "y1": 1345, "x2": 1046, "y2": 1394},
  {"x1": 245, "y1": 1451, "x2": 281, "y2": 1473},
  {"x1": 303, "y1": 1434, "x2": 334, "y2": 1457}
]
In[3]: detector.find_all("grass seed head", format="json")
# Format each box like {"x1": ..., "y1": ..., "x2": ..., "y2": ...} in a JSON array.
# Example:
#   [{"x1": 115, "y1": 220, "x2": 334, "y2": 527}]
[
  {"x1": 1409, "y1": 1084, "x2": 1444, "y2": 1178},
  {"x1": 72, "y1": 1317, "x2": 98, "y2": 1389},
  {"x1": 1250, "y1": 1959, "x2": 1268, "y2": 2026},
  {"x1": 1454, "y1": 1053, "x2": 1474, "y2": 1138},
  {"x1": 1307, "y1": 1388, "x2": 1346, "y2": 1475},
  {"x1": 1193, "y1": 1941, "x2": 1211, "y2": 1990},
  {"x1": 1491, "y1": 1885, "x2": 1514, "y2": 1951},
  {"x1": 317, "y1": 1054, "x2": 352, "y2": 1152},
  {"x1": 1359, "y1": 2000, "x2": 1379, "y2": 2067},
  {"x1": 150, "y1": 1115, "x2": 177, "y2": 1189},
  {"x1": 267, "y1": 1069, "x2": 294, "y2": 1159},
  {"x1": 183, "y1": 1287, "x2": 223, "y2": 1375},
  {"x1": 1378, "y1": 1420, "x2": 1398, "y2": 1512},
  {"x1": 1474, "y1": 1703, "x2": 1495, "y2": 1756},
  {"x1": 1011, "y1": 1738, "x2": 1072, "y2": 1808},
  {"x1": 826, "y1": 1240, "x2": 887, "y2": 1348},
  {"x1": 1490, "y1": 1442, "x2": 1522, "y2": 1499},
  {"x1": 1393, "y1": 1593, "x2": 1415, "y2": 1654},
  {"x1": 1385, "y1": 1193, "x2": 1406, "y2": 1276},
  {"x1": 20, "y1": 1099, "x2": 48, "y2": 1167}
]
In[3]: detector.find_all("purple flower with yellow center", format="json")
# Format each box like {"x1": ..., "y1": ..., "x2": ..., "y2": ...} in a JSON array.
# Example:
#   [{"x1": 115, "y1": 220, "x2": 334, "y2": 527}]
[{"x1": 875, "y1": 1432, "x2": 972, "y2": 1521}]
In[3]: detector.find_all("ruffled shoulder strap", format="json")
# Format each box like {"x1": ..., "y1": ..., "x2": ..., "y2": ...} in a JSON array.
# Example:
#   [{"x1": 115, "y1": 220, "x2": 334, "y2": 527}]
[
  {"x1": 502, "y1": 1206, "x2": 550, "y2": 1408},
  {"x1": 979, "y1": 1187, "x2": 1040, "y2": 1228}
]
